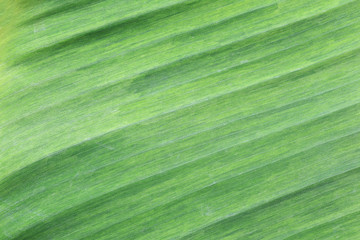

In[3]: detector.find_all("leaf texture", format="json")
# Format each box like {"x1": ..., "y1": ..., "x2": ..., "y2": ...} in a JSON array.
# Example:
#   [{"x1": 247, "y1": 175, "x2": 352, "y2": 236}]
[{"x1": 0, "y1": 0, "x2": 360, "y2": 239}]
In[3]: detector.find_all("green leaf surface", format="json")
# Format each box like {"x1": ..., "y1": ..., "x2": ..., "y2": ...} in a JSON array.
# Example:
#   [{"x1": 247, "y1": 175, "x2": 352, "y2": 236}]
[{"x1": 1, "y1": 0, "x2": 359, "y2": 239}]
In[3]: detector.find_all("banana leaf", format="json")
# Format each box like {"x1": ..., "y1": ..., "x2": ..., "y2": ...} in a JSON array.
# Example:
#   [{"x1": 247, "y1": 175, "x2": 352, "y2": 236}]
[{"x1": 1, "y1": 0, "x2": 360, "y2": 239}]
